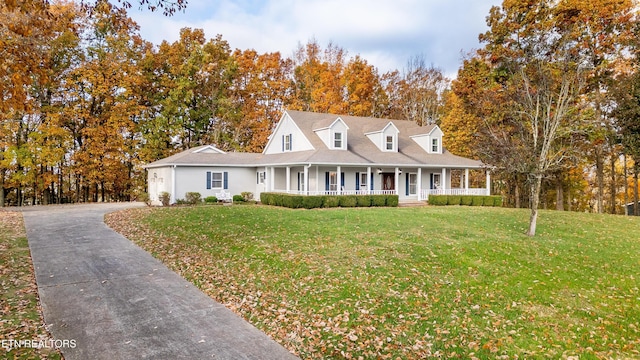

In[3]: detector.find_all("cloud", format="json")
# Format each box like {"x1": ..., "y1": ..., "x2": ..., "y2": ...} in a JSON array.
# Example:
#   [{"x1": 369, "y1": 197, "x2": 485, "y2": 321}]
[{"x1": 128, "y1": 0, "x2": 501, "y2": 77}]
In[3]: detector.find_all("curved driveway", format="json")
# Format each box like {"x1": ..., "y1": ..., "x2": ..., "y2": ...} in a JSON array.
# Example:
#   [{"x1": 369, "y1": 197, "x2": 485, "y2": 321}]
[{"x1": 22, "y1": 203, "x2": 297, "y2": 360}]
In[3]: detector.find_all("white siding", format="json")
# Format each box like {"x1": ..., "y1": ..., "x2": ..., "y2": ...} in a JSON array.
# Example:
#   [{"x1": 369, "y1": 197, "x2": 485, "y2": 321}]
[
  {"x1": 147, "y1": 166, "x2": 173, "y2": 203},
  {"x1": 174, "y1": 167, "x2": 258, "y2": 202},
  {"x1": 263, "y1": 113, "x2": 314, "y2": 154},
  {"x1": 411, "y1": 127, "x2": 444, "y2": 154}
]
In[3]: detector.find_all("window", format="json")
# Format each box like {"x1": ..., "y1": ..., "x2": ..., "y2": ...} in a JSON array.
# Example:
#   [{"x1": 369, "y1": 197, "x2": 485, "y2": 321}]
[
  {"x1": 298, "y1": 172, "x2": 305, "y2": 191},
  {"x1": 386, "y1": 135, "x2": 394, "y2": 150},
  {"x1": 329, "y1": 171, "x2": 338, "y2": 191},
  {"x1": 207, "y1": 171, "x2": 228, "y2": 190},
  {"x1": 211, "y1": 172, "x2": 223, "y2": 188},
  {"x1": 257, "y1": 171, "x2": 265, "y2": 184},
  {"x1": 409, "y1": 173, "x2": 417, "y2": 195},
  {"x1": 284, "y1": 134, "x2": 292, "y2": 151},
  {"x1": 334, "y1": 132, "x2": 343, "y2": 149},
  {"x1": 432, "y1": 173, "x2": 441, "y2": 189},
  {"x1": 360, "y1": 173, "x2": 368, "y2": 189},
  {"x1": 432, "y1": 138, "x2": 439, "y2": 152}
]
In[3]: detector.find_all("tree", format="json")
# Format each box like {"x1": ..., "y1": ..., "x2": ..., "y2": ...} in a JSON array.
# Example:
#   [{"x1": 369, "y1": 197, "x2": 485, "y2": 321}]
[
  {"x1": 228, "y1": 49, "x2": 293, "y2": 151},
  {"x1": 383, "y1": 56, "x2": 448, "y2": 125},
  {"x1": 476, "y1": 0, "x2": 587, "y2": 236}
]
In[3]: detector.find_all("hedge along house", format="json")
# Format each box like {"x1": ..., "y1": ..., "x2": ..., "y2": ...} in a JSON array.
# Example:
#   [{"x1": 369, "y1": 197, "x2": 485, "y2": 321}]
[{"x1": 144, "y1": 110, "x2": 490, "y2": 205}]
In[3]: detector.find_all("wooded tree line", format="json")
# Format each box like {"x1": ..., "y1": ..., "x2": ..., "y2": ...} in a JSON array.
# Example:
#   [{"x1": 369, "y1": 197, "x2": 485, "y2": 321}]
[
  {"x1": 439, "y1": 0, "x2": 640, "y2": 234},
  {"x1": 1, "y1": 0, "x2": 640, "y2": 223},
  {"x1": 0, "y1": 0, "x2": 448, "y2": 206}
]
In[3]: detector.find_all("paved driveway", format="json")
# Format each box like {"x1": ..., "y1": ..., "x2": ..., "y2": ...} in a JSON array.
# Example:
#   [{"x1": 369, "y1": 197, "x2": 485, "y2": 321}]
[{"x1": 22, "y1": 203, "x2": 297, "y2": 360}]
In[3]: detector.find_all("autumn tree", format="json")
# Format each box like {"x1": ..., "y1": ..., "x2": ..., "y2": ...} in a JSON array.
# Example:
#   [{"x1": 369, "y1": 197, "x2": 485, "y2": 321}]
[
  {"x1": 554, "y1": 0, "x2": 637, "y2": 213},
  {"x1": 384, "y1": 56, "x2": 449, "y2": 125},
  {"x1": 228, "y1": 49, "x2": 293, "y2": 151},
  {"x1": 477, "y1": 0, "x2": 587, "y2": 236},
  {"x1": 59, "y1": 1, "x2": 147, "y2": 202}
]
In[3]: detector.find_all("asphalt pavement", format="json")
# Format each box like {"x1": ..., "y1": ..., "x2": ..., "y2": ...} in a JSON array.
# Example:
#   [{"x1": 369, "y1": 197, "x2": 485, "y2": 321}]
[{"x1": 22, "y1": 203, "x2": 298, "y2": 360}]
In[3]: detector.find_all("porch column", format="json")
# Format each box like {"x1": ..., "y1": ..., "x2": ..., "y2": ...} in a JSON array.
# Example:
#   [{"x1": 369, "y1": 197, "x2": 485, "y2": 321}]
[
  {"x1": 465, "y1": 169, "x2": 470, "y2": 190},
  {"x1": 441, "y1": 168, "x2": 447, "y2": 191},
  {"x1": 417, "y1": 168, "x2": 422, "y2": 200},
  {"x1": 286, "y1": 166, "x2": 291, "y2": 193},
  {"x1": 337, "y1": 166, "x2": 341, "y2": 194},
  {"x1": 395, "y1": 167, "x2": 400, "y2": 196},
  {"x1": 366, "y1": 166, "x2": 371, "y2": 194},
  {"x1": 486, "y1": 170, "x2": 491, "y2": 195},
  {"x1": 316, "y1": 165, "x2": 319, "y2": 194},
  {"x1": 171, "y1": 165, "x2": 176, "y2": 205},
  {"x1": 304, "y1": 165, "x2": 309, "y2": 195},
  {"x1": 270, "y1": 167, "x2": 275, "y2": 192}
]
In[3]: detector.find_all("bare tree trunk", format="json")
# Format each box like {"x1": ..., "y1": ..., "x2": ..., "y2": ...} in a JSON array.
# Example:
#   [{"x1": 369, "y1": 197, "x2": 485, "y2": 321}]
[
  {"x1": 635, "y1": 163, "x2": 639, "y2": 216},
  {"x1": 555, "y1": 173, "x2": 564, "y2": 211},
  {"x1": 0, "y1": 171, "x2": 4, "y2": 207},
  {"x1": 610, "y1": 155, "x2": 617, "y2": 214},
  {"x1": 596, "y1": 153, "x2": 604, "y2": 213},
  {"x1": 624, "y1": 153, "x2": 629, "y2": 216},
  {"x1": 515, "y1": 180, "x2": 521, "y2": 209},
  {"x1": 527, "y1": 173, "x2": 543, "y2": 237}
]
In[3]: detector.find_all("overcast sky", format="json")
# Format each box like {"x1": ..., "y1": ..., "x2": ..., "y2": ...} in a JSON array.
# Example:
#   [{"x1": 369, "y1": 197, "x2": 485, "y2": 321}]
[{"x1": 127, "y1": 0, "x2": 503, "y2": 78}]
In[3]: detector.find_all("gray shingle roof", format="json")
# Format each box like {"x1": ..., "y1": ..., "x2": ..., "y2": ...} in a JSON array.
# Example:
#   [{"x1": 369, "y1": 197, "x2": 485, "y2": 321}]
[{"x1": 145, "y1": 110, "x2": 483, "y2": 169}]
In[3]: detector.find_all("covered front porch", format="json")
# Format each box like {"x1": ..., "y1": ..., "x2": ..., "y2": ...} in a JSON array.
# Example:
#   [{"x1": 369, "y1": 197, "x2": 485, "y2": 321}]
[{"x1": 260, "y1": 165, "x2": 490, "y2": 201}]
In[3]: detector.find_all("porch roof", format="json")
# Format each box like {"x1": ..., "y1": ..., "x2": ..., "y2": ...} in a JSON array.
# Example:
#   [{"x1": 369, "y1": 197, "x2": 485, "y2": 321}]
[{"x1": 144, "y1": 145, "x2": 483, "y2": 169}]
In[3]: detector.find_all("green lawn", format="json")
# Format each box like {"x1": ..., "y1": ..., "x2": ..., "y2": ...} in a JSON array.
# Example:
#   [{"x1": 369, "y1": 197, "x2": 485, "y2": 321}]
[
  {"x1": 0, "y1": 211, "x2": 61, "y2": 360},
  {"x1": 106, "y1": 205, "x2": 640, "y2": 359}
]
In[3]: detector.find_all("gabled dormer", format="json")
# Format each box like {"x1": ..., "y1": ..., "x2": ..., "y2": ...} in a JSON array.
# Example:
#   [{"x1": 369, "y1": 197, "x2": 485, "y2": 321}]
[
  {"x1": 365, "y1": 122, "x2": 400, "y2": 152},
  {"x1": 410, "y1": 125, "x2": 444, "y2": 154},
  {"x1": 193, "y1": 145, "x2": 226, "y2": 154},
  {"x1": 263, "y1": 111, "x2": 314, "y2": 154},
  {"x1": 313, "y1": 117, "x2": 349, "y2": 150}
]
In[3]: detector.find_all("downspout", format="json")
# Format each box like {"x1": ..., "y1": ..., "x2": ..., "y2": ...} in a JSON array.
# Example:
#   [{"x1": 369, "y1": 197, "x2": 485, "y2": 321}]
[{"x1": 171, "y1": 165, "x2": 176, "y2": 205}]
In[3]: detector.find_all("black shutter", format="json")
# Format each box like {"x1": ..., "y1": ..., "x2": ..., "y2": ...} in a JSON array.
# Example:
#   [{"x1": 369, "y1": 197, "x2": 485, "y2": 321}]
[
  {"x1": 206, "y1": 171, "x2": 211, "y2": 189},
  {"x1": 355, "y1": 172, "x2": 360, "y2": 189},
  {"x1": 325, "y1": 172, "x2": 330, "y2": 191},
  {"x1": 223, "y1": 172, "x2": 228, "y2": 189},
  {"x1": 405, "y1": 173, "x2": 409, "y2": 196}
]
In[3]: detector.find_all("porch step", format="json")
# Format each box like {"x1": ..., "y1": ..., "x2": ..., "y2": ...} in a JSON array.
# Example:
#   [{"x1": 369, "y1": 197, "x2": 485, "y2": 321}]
[{"x1": 398, "y1": 201, "x2": 428, "y2": 207}]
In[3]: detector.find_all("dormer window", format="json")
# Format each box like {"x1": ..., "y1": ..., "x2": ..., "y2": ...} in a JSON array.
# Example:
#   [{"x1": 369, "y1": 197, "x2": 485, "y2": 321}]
[
  {"x1": 386, "y1": 135, "x2": 394, "y2": 151},
  {"x1": 431, "y1": 138, "x2": 439, "y2": 153},
  {"x1": 334, "y1": 132, "x2": 343, "y2": 149},
  {"x1": 283, "y1": 134, "x2": 292, "y2": 151}
]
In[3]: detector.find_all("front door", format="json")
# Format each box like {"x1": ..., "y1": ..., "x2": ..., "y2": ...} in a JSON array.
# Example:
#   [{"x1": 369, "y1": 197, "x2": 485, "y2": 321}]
[{"x1": 382, "y1": 173, "x2": 395, "y2": 191}]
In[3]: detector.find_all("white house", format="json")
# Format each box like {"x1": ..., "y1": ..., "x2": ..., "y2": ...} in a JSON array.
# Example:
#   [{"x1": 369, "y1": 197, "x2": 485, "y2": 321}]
[{"x1": 144, "y1": 110, "x2": 490, "y2": 205}]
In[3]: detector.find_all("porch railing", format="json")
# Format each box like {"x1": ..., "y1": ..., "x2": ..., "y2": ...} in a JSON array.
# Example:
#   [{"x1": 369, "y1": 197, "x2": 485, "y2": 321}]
[
  {"x1": 272, "y1": 189, "x2": 397, "y2": 196},
  {"x1": 419, "y1": 188, "x2": 488, "y2": 201}
]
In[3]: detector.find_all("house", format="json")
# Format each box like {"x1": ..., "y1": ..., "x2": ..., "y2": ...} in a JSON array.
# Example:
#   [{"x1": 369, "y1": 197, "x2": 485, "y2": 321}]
[{"x1": 144, "y1": 110, "x2": 490, "y2": 205}]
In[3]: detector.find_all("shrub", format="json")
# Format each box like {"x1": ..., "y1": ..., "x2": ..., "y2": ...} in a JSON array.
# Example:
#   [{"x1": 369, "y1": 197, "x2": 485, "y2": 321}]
[
  {"x1": 302, "y1": 195, "x2": 324, "y2": 209},
  {"x1": 185, "y1": 192, "x2": 202, "y2": 205},
  {"x1": 159, "y1": 192, "x2": 170, "y2": 206},
  {"x1": 356, "y1": 195, "x2": 372, "y2": 207},
  {"x1": 493, "y1": 196, "x2": 503, "y2": 207},
  {"x1": 339, "y1": 195, "x2": 357, "y2": 207},
  {"x1": 283, "y1": 195, "x2": 303, "y2": 208},
  {"x1": 386, "y1": 195, "x2": 399, "y2": 207},
  {"x1": 233, "y1": 194, "x2": 244, "y2": 202},
  {"x1": 447, "y1": 196, "x2": 461, "y2": 205},
  {"x1": 371, "y1": 195, "x2": 387, "y2": 207},
  {"x1": 428, "y1": 195, "x2": 447, "y2": 206},
  {"x1": 241, "y1": 192, "x2": 254, "y2": 202},
  {"x1": 137, "y1": 192, "x2": 151, "y2": 206},
  {"x1": 204, "y1": 196, "x2": 218, "y2": 204},
  {"x1": 471, "y1": 196, "x2": 484, "y2": 206},
  {"x1": 460, "y1": 196, "x2": 473, "y2": 206},
  {"x1": 324, "y1": 196, "x2": 340, "y2": 208}
]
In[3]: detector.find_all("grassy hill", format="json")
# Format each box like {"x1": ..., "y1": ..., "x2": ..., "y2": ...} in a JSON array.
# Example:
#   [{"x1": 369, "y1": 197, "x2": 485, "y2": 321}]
[{"x1": 106, "y1": 205, "x2": 640, "y2": 359}]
